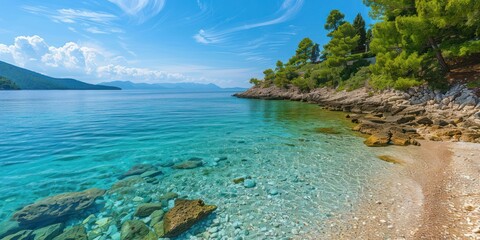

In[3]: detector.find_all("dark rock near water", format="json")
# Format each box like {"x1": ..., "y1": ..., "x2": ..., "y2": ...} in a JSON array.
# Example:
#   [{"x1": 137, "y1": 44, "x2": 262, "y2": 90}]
[
  {"x1": 134, "y1": 203, "x2": 163, "y2": 217},
  {"x1": 163, "y1": 199, "x2": 217, "y2": 237},
  {"x1": 120, "y1": 220, "x2": 156, "y2": 240},
  {"x1": 416, "y1": 116, "x2": 433, "y2": 125},
  {"x1": 52, "y1": 226, "x2": 87, "y2": 240},
  {"x1": 33, "y1": 223, "x2": 64, "y2": 240},
  {"x1": 12, "y1": 188, "x2": 105, "y2": 228},
  {"x1": 119, "y1": 164, "x2": 157, "y2": 180}
]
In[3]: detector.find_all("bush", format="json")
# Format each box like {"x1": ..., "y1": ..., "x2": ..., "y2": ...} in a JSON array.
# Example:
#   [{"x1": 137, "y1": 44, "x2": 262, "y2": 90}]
[
  {"x1": 393, "y1": 77, "x2": 423, "y2": 90},
  {"x1": 338, "y1": 66, "x2": 370, "y2": 91},
  {"x1": 292, "y1": 77, "x2": 316, "y2": 91}
]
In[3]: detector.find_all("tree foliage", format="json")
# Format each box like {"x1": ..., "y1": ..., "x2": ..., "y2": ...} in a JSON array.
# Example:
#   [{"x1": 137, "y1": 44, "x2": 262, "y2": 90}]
[
  {"x1": 353, "y1": 13, "x2": 367, "y2": 53},
  {"x1": 325, "y1": 10, "x2": 346, "y2": 36}
]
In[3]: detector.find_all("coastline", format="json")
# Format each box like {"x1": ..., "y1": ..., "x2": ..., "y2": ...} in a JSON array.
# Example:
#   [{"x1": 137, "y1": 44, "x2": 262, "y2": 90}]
[{"x1": 235, "y1": 85, "x2": 480, "y2": 238}]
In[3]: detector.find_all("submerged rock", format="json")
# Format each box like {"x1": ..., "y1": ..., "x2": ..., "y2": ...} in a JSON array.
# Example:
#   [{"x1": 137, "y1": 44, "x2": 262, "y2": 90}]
[
  {"x1": 377, "y1": 155, "x2": 404, "y2": 165},
  {"x1": 33, "y1": 223, "x2": 65, "y2": 240},
  {"x1": 2, "y1": 230, "x2": 33, "y2": 240},
  {"x1": 120, "y1": 220, "x2": 156, "y2": 240},
  {"x1": 52, "y1": 226, "x2": 87, "y2": 240},
  {"x1": 134, "y1": 203, "x2": 163, "y2": 218},
  {"x1": 149, "y1": 210, "x2": 165, "y2": 227},
  {"x1": 12, "y1": 188, "x2": 105, "y2": 228},
  {"x1": 172, "y1": 160, "x2": 203, "y2": 169},
  {"x1": 0, "y1": 221, "x2": 21, "y2": 239},
  {"x1": 163, "y1": 199, "x2": 217, "y2": 237},
  {"x1": 119, "y1": 164, "x2": 157, "y2": 179},
  {"x1": 159, "y1": 192, "x2": 179, "y2": 202},
  {"x1": 314, "y1": 127, "x2": 341, "y2": 135},
  {"x1": 243, "y1": 179, "x2": 256, "y2": 188}
]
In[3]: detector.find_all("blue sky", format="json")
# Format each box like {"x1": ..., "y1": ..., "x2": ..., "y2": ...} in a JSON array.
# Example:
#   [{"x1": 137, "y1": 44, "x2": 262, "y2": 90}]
[{"x1": 0, "y1": 0, "x2": 371, "y2": 87}]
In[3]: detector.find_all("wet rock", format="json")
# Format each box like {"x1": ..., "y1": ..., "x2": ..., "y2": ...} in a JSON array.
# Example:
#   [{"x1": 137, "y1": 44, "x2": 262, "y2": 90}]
[
  {"x1": 152, "y1": 221, "x2": 165, "y2": 238},
  {"x1": 52, "y1": 226, "x2": 87, "y2": 240},
  {"x1": 352, "y1": 122, "x2": 383, "y2": 135},
  {"x1": 2, "y1": 230, "x2": 33, "y2": 240},
  {"x1": 12, "y1": 188, "x2": 105, "y2": 228},
  {"x1": 394, "y1": 115, "x2": 415, "y2": 124},
  {"x1": 134, "y1": 203, "x2": 163, "y2": 218},
  {"x1": 172, "y1": 160, "x2": 203, "y2": 169},
  {"x1": 163, "y1": 199, "x2": 217, "y2": 237},
  {"x1": 159, "y1": 192, "x2": 179, "y2": 202},
  {"x1": 110, "y1": 176, "x2": 145, "y2": 193},
  {"x1": 314, "y1": 127, "x2": 341, "y2": 134},
  {"x1": 140, "y1": 170, "x2": 162, "y2": 178},
  {"x1": 243, "y1": 179, "x2": 256, "y2": 188},
  {"x1": 149, "y1": 210, "x2": 165, "y2": 226},
  {"x1": 119, "y1": 164, "x2": 157, "y2": 180},
  {"x1": 33, "y1": 223, "x2": 65, "y2": 240},
  {"x1": 120, "y1": 220, "x2": 156, "y2": 240},
  {"x1": 364, "y1": 132, "x2": 391, "y2": 147},
  {"x1": 0, "y1": 221, "x2": 21, "y2": 238},
  {"x1": 377, "y1": 155, "x2": 404, "y2": 165}
]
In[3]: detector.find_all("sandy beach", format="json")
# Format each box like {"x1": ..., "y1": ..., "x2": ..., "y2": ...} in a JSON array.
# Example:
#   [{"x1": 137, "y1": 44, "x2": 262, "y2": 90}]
[{"x1": 317, "y1": 141, "x2": 480, "y2": 239}]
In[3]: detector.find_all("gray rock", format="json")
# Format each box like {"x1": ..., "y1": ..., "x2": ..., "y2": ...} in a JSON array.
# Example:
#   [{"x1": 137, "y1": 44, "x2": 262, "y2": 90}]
[
  {"x1": 119, "y1": 164, "x2": 157, "y2": 179},
  {"x1": 12, "y1": 188, "x2": 105, "y2": 228},
  {"x1": 33, "y1": 223, "x2": 65, "y2": 240}
]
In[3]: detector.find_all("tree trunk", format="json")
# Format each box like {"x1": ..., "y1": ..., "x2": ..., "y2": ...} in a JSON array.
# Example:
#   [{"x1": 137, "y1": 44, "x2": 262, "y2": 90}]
[{"x1": 429, "y1": 37, "x2": 449, "y2": 72}]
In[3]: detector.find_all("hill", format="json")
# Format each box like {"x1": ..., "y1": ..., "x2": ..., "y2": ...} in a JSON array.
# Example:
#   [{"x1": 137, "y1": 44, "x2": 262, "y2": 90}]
[{"x1": 0, "y1": 61, "x2": 119, "y2": 90}]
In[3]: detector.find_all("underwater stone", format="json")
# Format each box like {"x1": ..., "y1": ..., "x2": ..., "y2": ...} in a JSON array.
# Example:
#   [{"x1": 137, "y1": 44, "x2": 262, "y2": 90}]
[
  {"x1": 159, "y1": 192, "x2": 179, "y2": 202},
  {"x1": 140, "y1": 170, "x2": 162, "y2": 178},
  {"x1": 52, "y1": 225, "x2": 87, "y2": 240},
  {"x1": 0, "y1": 221, "x2": 20, "y2": 239},
  {"x1": 149, "y1": 210, "x2": 165, "y2": 226},
  {"x1": 172, "y1": 160, "x2": 203, "y2": 169},
  {"x1": 268, "y1": 189, "x2": 279, "y2": 196},
  {"x1": 163, "y1": 199, "x2": 217, "y2": 237},
  {"x1": 33, "y1": 223, "x2": 65, "y2": 240},
  {"x1": 243, "y1": 179, "x2": 256, "y2": 188},
  {"x1": 12, "y1": 188, "x2": 105, "y2": 228},
  {"x1": 120, "y1": 220, "x2": 156, "y2": 240},
  {"x1": 119, "y1": 164, "x2": 158, "y2": 180},
  {"x1": 134, "y1": 203, "x2": 163, "y2": 217},
  {"x1": 2, "y1": 230, "x2": 33, "y2": 240}
]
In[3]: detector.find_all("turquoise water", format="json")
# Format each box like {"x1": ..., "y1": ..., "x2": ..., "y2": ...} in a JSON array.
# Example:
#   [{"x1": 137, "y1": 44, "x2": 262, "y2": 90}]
[{"x1": 0, "y1": 90, "x2": 388, "y2": 238}]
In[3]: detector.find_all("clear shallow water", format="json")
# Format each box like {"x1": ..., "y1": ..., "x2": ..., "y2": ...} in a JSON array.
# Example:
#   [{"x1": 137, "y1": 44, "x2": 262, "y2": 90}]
[{"x1": 0, "y1": 90, "x2": 389, "y2": 238}]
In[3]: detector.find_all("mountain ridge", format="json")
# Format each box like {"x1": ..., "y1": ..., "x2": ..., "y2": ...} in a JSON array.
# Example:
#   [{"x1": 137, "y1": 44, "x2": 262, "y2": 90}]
[{"x1": 0, "y1": 61, "x2": 119, "y2": 90}]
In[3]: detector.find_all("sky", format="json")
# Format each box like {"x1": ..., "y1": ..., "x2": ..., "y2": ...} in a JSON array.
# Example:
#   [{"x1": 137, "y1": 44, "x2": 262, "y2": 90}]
[{"x1": 0, "y1": 0, "x2": 372, "y2": 88}]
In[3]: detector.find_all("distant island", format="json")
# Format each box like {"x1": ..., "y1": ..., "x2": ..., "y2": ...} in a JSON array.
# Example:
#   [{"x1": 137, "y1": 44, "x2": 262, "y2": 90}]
[
  {"x1": 0, "y1": 60, "x2": 119, "y2": 90},
  {"x1": 99, "y1": 80, "x2": 247, "y2": 92}
]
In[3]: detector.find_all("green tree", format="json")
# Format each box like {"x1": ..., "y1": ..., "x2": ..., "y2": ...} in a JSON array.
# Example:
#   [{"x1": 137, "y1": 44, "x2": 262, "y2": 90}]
[
  {"x1": 365, "y1": 29, "x2": 373, "y2": 52},
  {"x1": 353, "y1": 13, "x2": 367, "y2": 53},
  {"x1": 310, "y1": 43, "x2": 320, "y2": 63},
  {"x1": 325, "y1": 10, "x2": 346, "y2": 36},
  {"x1": 323, "y1": 23, "x2": 360, "y2": 67},
  {"x1": 275, "y1": 60, "x2": 284, "y2": 72},
  {"x1": 263, "y1": 69, "x2": 275, "y2": 83},
  {"x1": 289, "y1": 38, "x2": 314, "y2": 67}
]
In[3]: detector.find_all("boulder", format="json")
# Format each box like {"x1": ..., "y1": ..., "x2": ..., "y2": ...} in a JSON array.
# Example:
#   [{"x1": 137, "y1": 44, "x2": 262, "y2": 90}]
[
  {"x1": 393, "y1": 115, "x2": 415, "y2": 124},
  {"x1": 352, "y1": 122, "x2": 383, "y2": 135},
  {"x1": 120, "y1": 220, "x2": 156, "y2": 240},
  {"x1": 364, "y1": 132, "x2": 391, "y2": 147},
  {"x1": 134, "y1": 203, "x2": 163, "y2": 218},
  {"x1": 12, "y1": 188, "x2": 105, "y2": 228},
  {"x1": 152, "y1": 221, "x2": 165, "y2": 238},
  {"x1": 119, "y1": 164, "x2": 157, "y2": 179},
  {"x1": 2, "y1": 230, "x2": 33, "y2": 240},
  {"x1": 163, "y1": 199, "x2": 217, "y2": 237},
  {"x1": 110, "y1": 176, "x2": 145, "y2": 193},
  {"x1": 52, "y1": 226, "x2": 87, "y2": 240},
  {"x1": 390, "y1": 132, "x2": 411, "y2": 146},
  {"x1": 172, "y1": 160, "x2": 203, "y2": 169},
  {"x1": 33, "y1": 223, "x2": 65, "y2": 240}
]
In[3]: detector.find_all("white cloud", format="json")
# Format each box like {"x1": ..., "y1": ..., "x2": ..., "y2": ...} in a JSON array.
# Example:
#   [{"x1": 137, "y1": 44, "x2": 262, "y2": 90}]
[
  {"x1": 0, "y1": 35, "x2": 251, "y2": 87},
  {"x1": 23, "y1": 6, "x2": 121, "y2": 34},
  {"x1": 194, "y1": 0, "x2": 304, "y2": 45},
  {"x1": 108, "y1": 0, "x2": 165, "y2": 22}
]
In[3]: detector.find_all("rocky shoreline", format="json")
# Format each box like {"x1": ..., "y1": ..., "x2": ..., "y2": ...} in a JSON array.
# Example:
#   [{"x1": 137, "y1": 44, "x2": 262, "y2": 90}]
[{"x1": 234, "y1": 84, "x2": 480, "y2": 145}]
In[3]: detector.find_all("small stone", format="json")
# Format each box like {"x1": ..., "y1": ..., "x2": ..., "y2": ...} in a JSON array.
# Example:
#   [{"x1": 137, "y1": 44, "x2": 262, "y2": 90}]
[
  {"x1": 243, "y1": 179, "x2": 256, "y2": 188},
  {"x1": 268, "y1": 189, "x2": 278, "y2": 195},
  {"x1": 135, "y1": 203, "x2": 163, "y2": 217},
  {"x1": 172, "y1": 160, "x2": 203, "y2": 169},
  {"x1": 149, "y1": 210, "x2": 165, "y2": 226},
  {"x1": 33, "y1": 224, "x2": 64, "y2": 240},
  {"x1": 133, "y1": 196, "x2": 144, "y2": 202},
  {"x1": 52, "y1": 226, "x2": 87, "y2": 240},
  {"x1": 120, "y1": 220, "x2": 156, "y2": 240},
  {"x1": 140, "y1": 170, "x2": 162, "y2": 178}
]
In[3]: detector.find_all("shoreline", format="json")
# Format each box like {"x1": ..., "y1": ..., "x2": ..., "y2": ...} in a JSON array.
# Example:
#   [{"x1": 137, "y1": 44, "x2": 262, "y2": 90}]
[
  {"x1": 235, "y1": 86, "x2": 480, "y2": 238},
  {"x1": 311, "y1": 141, "x2": 480, "y2": 239}
]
